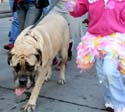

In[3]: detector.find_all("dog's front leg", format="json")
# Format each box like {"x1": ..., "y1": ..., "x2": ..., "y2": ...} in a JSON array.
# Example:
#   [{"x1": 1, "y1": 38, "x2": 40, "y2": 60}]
[
  {"x1": 23, "y1": 66, "x2": 48, "y2": 112},
  {"x1": 45, "y1": 65, "x2": 52, "y2": 81}
]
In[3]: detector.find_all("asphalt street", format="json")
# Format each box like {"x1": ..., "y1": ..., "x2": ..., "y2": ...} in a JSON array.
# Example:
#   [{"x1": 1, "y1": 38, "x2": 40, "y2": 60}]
[{"x1": 0, "y1": 1, "x2": 107, "y2": 112}]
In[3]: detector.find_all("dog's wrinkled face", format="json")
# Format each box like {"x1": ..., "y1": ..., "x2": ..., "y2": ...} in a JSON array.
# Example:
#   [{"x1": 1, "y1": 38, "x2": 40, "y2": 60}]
[{"x1": 8, "y1": 47, "x2": 42, "y2": 96}]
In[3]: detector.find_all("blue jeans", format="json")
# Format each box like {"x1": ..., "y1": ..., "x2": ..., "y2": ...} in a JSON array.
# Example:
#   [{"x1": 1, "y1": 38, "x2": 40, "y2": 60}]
[
  {"x1": 42, "y1": 0, "x2": 51, "y2": 14},
  {"x1": 9, "y1": 0, "x2": 14, "y2": 9},
  {"x1": 9, "y1": 12, "x2": 20, "y2": 44},
  {"x1": 17, "y1": 2, "x2": 41, "y2": 31},
  {"x1": 96, "y1": 55, "x2": 125, "y2": 109},
  {"x1": 9, "y1": 0, "x2": 20, "y2": 44}
]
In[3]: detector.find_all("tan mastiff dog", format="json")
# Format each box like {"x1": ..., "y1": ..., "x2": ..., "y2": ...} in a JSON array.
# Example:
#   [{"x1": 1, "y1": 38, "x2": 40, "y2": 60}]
[{"x1": 8, "y1": 14, "x2": 70, "y2": 112}]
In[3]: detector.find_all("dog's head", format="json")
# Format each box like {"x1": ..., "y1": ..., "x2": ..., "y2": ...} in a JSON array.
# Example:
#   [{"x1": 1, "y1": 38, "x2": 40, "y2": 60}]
[{"x1": 8, "y1": 45, "x2": 42, "y2": 96}]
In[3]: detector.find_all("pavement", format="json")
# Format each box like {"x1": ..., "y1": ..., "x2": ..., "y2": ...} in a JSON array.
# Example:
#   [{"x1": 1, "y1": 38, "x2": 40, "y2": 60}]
[{"x1": 0, "y1": 1, "x2": 107, "y2": 112}]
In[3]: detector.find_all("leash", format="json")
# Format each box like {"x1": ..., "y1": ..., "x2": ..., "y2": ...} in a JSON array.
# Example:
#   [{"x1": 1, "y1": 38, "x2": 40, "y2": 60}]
[{"x1": 30, "y1": 0, "x2": 61, "y2": 29}]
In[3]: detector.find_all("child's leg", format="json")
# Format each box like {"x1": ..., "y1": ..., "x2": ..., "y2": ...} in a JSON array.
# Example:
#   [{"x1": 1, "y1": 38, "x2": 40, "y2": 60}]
[
  {"x1": 96, "y1": 58, "x2": 112, "y2": 107},
  {"x1": 96, "y1": 58, "x2": 106, "y2": 83},
  {"x1": 103, "y1": 56, "x2": 125, "y2": 109}
]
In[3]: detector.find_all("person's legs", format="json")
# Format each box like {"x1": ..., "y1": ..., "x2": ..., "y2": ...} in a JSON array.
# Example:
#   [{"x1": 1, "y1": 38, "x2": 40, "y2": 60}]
[
  {"x1": 9, "y1": 0, "x2": 14, "y2": 9},
  {"x1": 96, "y1": 56, "x2": 125, "y2": 111},
  {"x1": 16, "y1": 3, "x2": 26, "y2": 31},
  {"x1": 24, "y1": 3, "x2": 41, "y2": 29},
  {"x1": 4, "y1": 0, "x2": 19, "y2": 50},
  {"x1": 42, "y1": 0, "x2": 51, "y2": 15},
  {"x1": 9, "y1": 12, "x2": 20, "y2": 44},
  {"x1": 4, "y1": 12, "x2": 20, "y2": 50},
  {"x1": 103, "y1": 56, "x2": 125, "y2": 111},
  {"x1": 104, "y1": 86, "x2": 114, "y2": 111},
  {"x1": 96, "y1": 58, "x2": 113, "y2": 111},
  {"x1": 96, "y1": 58, "x2": 106, "y2": 83}
]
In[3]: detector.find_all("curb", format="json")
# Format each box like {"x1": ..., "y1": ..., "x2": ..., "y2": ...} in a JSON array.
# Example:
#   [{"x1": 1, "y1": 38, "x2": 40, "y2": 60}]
[
  {"x1": 0, "y1": 11, "x2": 12, "y2": 18},
  {"x1": 0, "y1": 14, "x2": 12, "y2": 18},
  {"x1": 0, "y1": 10, "x2": 11, "y2": 14}
]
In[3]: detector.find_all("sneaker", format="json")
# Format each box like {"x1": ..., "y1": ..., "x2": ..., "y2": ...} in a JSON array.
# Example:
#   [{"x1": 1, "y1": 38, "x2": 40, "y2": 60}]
[
  {"x1": 4, "y1": 43, "x2": 14, "y2": 50},
  {"x1": 115, "y1": 108, "x2": 125, "y2": 112},
  {"x1": 105, "y1": 102, "x2": 114, "y2": 112}
]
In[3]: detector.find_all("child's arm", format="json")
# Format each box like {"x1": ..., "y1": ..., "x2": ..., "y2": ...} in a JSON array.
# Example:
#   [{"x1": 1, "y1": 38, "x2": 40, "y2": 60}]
[{"x1": 66, "y1": 0, "x2": 88, "y2": 17}]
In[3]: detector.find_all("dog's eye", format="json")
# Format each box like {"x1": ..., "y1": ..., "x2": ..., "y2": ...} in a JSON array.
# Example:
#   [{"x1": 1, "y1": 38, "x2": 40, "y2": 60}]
[
  {"x1": 13, "y1": 63, "x2": 21, "y2": 72},
  {"x1": 28, "y1": 65, "x2": 35, "y2": 72},
  {"x1": 25, "y1": 62, "x2": 35, "y2": 72}
]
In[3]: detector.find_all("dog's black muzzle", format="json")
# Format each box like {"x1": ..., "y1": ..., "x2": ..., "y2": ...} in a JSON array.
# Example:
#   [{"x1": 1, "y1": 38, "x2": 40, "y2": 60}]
[{"x1": 19, "y1": 75, "x2": 28, "y2": 87}]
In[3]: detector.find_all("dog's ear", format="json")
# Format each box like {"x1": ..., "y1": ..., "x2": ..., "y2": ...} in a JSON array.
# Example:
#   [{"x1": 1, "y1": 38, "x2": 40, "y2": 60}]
[
  {"x1": 7, "y1": 51, "x2": 13, "y2": 65},
  {"x1": 35, "y1": 49, "x2": 42, "y2": 65}
]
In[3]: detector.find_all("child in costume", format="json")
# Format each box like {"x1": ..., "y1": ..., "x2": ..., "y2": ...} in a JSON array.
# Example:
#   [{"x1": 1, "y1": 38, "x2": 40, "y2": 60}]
[{"x1": 66, "y1": 0, "x2": 125, "y2": 112}]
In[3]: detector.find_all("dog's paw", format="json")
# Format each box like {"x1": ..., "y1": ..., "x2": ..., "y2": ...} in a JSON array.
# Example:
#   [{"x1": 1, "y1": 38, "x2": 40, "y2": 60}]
[
  {"x1": 22, "y1": 103, "x2": 36, "y2": 112},
  {"x1": 57, "y1": 79, "x2": 66, "y2": 85}
]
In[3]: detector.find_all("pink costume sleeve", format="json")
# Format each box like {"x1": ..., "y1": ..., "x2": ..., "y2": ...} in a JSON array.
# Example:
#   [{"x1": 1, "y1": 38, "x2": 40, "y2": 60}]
[{"x1": 70, "y1": 0, "x2": 89, "y2": 17}]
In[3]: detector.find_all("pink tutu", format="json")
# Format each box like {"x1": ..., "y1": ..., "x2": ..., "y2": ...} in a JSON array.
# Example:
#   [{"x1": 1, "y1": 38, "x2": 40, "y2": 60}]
[{"x1": 76, "y1": 32, "x2": 125, "y2": 74}]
